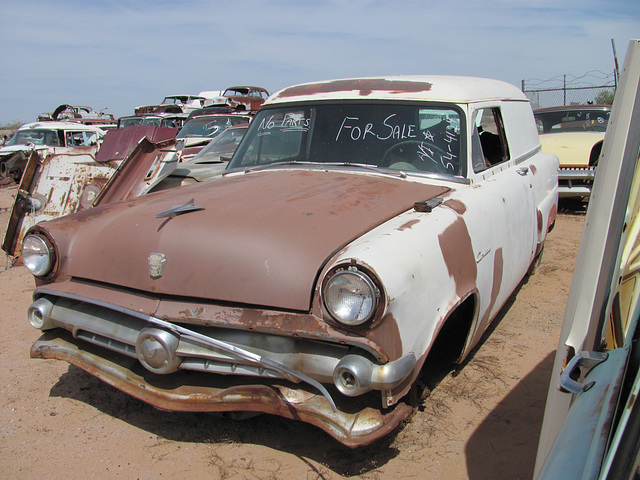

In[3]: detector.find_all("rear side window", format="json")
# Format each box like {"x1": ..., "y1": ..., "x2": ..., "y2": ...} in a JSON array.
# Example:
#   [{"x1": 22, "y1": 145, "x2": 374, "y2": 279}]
[
  {"x1": 471, "y1": 108, "x2": 510, "y2": 173},
  {"x1": 65, "y1": 131, "x2": 97, "y2": 147}
]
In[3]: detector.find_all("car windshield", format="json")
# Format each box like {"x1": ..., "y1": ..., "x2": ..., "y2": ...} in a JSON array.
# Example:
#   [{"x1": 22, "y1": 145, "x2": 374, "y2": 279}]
[
  {"x1": 5, "y1": 129, "x2": 62, "y2": 147},
  {"x1": 177, "y1": 115, "x2": 249, "y2": 139},
  {"x1": 228, "y1": 104, "x2": 464, "y2": 176},
  {"x1": 224, "y1": 88, "x2": 249, "y2": 96},
  {"x1": 191, "y1": 126, "x2": 248, "y2": 163},
  {"x1": 118, "y1": 117, "x2": 143, "y2": 128},
  {"x1": 535, "y1": 108, "x2": 610, "y2": 133}
]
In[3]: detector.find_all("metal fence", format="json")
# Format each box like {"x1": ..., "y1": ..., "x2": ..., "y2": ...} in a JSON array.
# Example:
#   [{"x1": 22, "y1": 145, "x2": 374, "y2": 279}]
[{"x1": 521, "y1": 71, "x2": 617, "y2": 109}]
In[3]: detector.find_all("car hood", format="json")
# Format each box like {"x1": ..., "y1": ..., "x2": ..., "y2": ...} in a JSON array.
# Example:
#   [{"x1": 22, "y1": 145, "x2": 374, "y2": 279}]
[
  {"x1": 0, "y1": 144, "x2": 36, "y2": 156},
  {"x1": 43, "y1": 169, "x2": 450, "y2": 311},
  {"x1": 539, "y1": 131, "x2": 605, "y2": 168}
]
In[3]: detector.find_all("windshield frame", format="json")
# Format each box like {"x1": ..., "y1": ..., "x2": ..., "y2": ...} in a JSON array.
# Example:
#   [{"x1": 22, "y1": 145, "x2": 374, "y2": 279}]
[{"x1": 226, "y1": 100, "x2": 468, "y2": 178}]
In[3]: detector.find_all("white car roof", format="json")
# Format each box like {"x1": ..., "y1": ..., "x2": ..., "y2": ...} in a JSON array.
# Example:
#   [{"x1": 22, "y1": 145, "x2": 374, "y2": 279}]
[
  {"x1": 267, "y1": 75, "x2": 528, "y2": 105},
  {"x1": 18, "y1": 121, "x2": 106, "y2": 132}
]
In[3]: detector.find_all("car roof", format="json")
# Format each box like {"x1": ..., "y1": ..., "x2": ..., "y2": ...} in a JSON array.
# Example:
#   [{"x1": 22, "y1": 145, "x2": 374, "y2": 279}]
[
  {"x1": 18, "y1": 121, "x2": 106, "y2": 131},
  {"x1": 534, "y1": 105, "x2": 611, "y2": 113},
  {"x1": 224, "y1": 86, "x2": 268, "y2": 92},
  {"x1": 266, "y1": 75, "x2": 528, "y2": 105}
]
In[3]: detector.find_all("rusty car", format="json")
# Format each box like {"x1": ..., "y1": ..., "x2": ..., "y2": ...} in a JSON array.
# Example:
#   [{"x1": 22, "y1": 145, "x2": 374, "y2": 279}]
[
  {"x1": 2, "y1": 124, "x2": 181, "y2": 258},
  {"x1": 207, "y1": 86, "x2": 270, "y2": 111},
  {"x1": 152, "y1": 123, "x2": 249, "y2": 191},
  {"x1": 134, "y1": 94, "x2": 209, "y2": 116},
  {"x1": 535, "y1": 104, "x2": 611, "y2": 199},
  {"x1": 22, "y1": 75, "x2": 558, "y2": 447},
  {"x1": 0, "y1": 121, "x2": 107, "y2": 182},
  {"x1": 174, "y1": 112, "x2": 253, "y2": 160}
]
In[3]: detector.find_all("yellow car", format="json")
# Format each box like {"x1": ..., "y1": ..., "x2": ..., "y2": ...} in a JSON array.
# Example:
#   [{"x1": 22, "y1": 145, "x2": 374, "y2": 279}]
[{"x1": 535, "y1": 105, "x2": 610, "y2": 198}]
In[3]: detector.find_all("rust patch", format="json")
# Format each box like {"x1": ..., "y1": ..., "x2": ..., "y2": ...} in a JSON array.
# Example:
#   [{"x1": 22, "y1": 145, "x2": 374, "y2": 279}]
[
  {"x1": 548, "y1": 203, "x2": 558, "y2": 231},
  {"x1": 365, "y1": 312, "x2": 403, "y2": 361},
  {"x1": 438, "y1": 217, "x2": 477, "y2": 299},
  {"x1": 537, "y1": 209, "x2": 543, "y2": 235},
  {"x1": 489, "y1": 249, "x2": 503, "y2": 319},
  {"x1": 273, "y1": 78, "x2": 433, "y2": 99},
  {"x1": 529, "y1": 164, "x2": 537, "y2": 175},
  {"x1": 398, "y1": 219, "x2": 420, "y2": 231},
  {"x1": 158, "y1": 297, "x2": 391, "y2": 362},
  {"x1": 443, "y1": 199, "x2": 467, "y2": 215}
]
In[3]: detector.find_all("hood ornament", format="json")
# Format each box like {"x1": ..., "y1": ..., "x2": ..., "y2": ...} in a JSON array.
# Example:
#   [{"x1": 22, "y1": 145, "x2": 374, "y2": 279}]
[
  {"x1": 148, "y1": 253, "x2": 167, "y2": 278},
  {"x1": 155, "y1": 198, "x2": 204, "y2": 219}
]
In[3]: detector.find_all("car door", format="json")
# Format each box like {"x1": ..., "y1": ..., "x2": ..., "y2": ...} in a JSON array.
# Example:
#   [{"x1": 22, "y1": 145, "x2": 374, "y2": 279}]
[{"x1": 455, "y1": 106, "x2": 538, "y2": 353}]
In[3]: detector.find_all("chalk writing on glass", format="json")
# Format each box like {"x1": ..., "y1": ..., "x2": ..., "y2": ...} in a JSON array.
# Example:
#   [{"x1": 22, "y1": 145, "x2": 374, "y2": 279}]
[
  {"x1": 257, "y1": 113, "x2": 311, "y2": 136},
  {"x1": 335, "y1": 114, "x2": 417, "y2": 142}
]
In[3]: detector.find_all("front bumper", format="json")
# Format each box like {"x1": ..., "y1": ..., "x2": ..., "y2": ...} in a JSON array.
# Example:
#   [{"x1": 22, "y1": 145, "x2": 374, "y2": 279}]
[
  {"x1": 28, "y1": 285, "x2": 417, "y2": 446},
  {"x1": 31, "y1": 331, "x2": 413, "y2": 447}
]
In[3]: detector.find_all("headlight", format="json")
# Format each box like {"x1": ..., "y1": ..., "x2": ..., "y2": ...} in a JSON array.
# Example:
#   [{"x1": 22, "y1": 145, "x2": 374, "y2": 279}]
[
  {"x1": 22, "y1": 234, "x2": 54, "y2": 277},
  {"x1": 323, "y1": 268, "x2": 379, "y2": 326}
]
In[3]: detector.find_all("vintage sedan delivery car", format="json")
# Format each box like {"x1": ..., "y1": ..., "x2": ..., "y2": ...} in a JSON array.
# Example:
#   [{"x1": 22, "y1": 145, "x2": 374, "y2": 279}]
[{"x1": 23, "y1": 76, "x2": 558, "y2": 447}]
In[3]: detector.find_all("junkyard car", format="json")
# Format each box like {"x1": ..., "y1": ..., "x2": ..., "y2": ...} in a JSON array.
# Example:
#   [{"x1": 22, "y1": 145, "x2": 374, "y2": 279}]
[
  {"x1": 175, "y1": 113, "x2": 253, "y2": 159},
  {"x1": 534, "y1": 105, "x2": 610, "y2": 199},
  {"x1": 208, "y1": 86, "x2": 270, "y2": 111},
  {"x1": 23, "y1": 76, "x2": 558, "y2": 446},
  {"x1": 37, "y1": 104, "x2": 116, "y2": 128},
  {"x1": 134, "y1": 95, "x2": 208, "y2": 116},
  {"x1": 152, "y1": 123, "x2": 249, "y2": 191},
  {"x1": 0, "y1": 121, "x2": 106, "y2": 181}
]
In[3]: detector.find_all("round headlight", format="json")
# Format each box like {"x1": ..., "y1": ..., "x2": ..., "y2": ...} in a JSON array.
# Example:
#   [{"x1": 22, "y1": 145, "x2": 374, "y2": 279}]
[
  {"x1": 22, "y1": 234, "x2": 54, "y2": 277},
  {"x1": 323, "y1": 269, "x2": 378, "y2": 326}
]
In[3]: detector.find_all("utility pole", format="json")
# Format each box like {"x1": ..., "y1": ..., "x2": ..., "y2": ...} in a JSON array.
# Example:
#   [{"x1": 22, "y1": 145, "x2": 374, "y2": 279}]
[{"x1": 612, "y1": 38, "x2": 620, "y2": 88}]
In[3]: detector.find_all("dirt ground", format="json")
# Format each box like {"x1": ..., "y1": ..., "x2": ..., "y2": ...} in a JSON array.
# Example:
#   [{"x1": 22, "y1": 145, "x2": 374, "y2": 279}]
[{"x1": 0, "y1": 183, "x2": 586, "y2": 480}]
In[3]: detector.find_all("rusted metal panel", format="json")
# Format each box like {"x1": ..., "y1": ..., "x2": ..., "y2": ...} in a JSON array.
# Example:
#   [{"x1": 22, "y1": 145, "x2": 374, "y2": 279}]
[
  {"x1": 2, "y1": 147, "x2": 118, "y2": 257},
  {"x1": 42, "y1": 171, "x2": 450, "y2": 311},
  {"x1": 95, "y1": 125, "x2": 178, "y2": 163},
  {"x1": 94, "y1": 137, "x2": 178, "y2": 205},
  {"x1": 268, "y1": 76, "x2": 528, "y2": 104},
  {"x1": 2, "y1": 149, "x2": 39, "y2": 254},
  {"x1": 31, "y1": 331, "x2": 413, "y2": 447}
]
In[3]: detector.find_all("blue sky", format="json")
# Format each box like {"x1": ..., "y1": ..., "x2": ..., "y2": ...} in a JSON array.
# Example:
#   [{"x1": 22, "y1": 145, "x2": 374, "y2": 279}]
[{"x1": 0, "y1": 0, "x2": 638, "y2": 125}]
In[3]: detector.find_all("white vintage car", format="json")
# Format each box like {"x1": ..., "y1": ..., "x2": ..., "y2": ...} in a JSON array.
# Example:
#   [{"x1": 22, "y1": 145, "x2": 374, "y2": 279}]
[{"x1": 22, "y1": 76, "x2": 558, "y2": 446}]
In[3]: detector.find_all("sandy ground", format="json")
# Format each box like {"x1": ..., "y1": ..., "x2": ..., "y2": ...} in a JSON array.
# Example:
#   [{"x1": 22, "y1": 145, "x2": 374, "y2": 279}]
[{"x1": 0, "y1": 183, "x2": 586, "y2": 479}]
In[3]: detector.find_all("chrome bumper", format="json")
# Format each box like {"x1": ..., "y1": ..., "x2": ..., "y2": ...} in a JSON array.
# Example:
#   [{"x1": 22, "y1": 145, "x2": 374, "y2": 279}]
[
  {"x1": 29, "y1": 289, "x2": 416, "y2": 409},
  {"x1": 558, "y1": 166, "x2": 596, "y2": 198},
  {"x1": 31, "y1": 330, "x2": 414, "y2": 447}
]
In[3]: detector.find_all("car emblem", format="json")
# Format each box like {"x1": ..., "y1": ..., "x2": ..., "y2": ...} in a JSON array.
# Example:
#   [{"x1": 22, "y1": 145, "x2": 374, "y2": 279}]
[
  {"x1": 155, "y1": 198, "x2": 204, "y2": 219},
  {"x1": 148, "y1": 253, "x2": 167, "y2": 278}
]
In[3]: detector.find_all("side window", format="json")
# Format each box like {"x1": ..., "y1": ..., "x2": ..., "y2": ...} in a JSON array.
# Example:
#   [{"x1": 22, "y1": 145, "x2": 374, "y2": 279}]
[
  {"x1": 65, "y1": 131, "x2": 97, "y2": 146},
  {"x1": 472, "y1": 108, "x2": 510, "y2": 173}
]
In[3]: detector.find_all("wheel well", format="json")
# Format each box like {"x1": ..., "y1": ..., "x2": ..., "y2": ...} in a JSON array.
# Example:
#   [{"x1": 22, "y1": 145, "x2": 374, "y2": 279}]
[
  {"x1": 422, "y1": 295, "x2": 476, "y2": 378},
  {"x1": 589, "y1": 140, "x2": 604, "y2": 167}
]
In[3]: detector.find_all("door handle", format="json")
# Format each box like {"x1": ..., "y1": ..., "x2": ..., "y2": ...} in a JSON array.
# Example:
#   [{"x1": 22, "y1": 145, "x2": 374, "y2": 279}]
[
  {"x1": 559, "y1": 350, "x2": 609, "y2": 394},
  {"x1": 517, "y1": 167, "x2": 529, "y2": 176}
]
